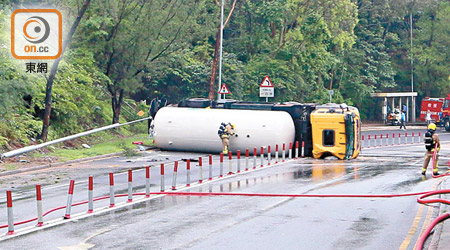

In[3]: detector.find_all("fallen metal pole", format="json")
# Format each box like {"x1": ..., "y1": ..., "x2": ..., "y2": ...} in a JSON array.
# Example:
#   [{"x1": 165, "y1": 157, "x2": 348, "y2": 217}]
[{"x1": 1, "y1": 117, "x2": 152, "y2": 159}]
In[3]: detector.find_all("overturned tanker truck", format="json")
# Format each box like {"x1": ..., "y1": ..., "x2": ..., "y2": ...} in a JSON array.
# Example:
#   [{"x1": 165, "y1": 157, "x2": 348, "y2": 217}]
[{"x1": 149, "y1": 99, "x2": 361, "y2": 160}]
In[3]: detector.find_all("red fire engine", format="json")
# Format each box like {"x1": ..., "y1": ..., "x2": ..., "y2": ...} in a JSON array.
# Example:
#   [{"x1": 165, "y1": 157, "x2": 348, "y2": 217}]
[{"x1": 420, "y1": 94, "x2": 450, "y2": 131}]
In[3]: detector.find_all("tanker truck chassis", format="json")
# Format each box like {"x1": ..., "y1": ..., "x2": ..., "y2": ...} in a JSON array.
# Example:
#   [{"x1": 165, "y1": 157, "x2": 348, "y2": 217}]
[{"x1": 149, "y1": 99, "x2": 361, "y2": 160}]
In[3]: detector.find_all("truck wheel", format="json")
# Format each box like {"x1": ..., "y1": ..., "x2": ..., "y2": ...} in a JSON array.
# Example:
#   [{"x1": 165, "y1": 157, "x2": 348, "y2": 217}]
[
  {"x1": 445, "y1": 119, "x2": 450, "y2": 132},
  {"x1": 184, "y1": 98, "x2": 212, "y2": 108}
]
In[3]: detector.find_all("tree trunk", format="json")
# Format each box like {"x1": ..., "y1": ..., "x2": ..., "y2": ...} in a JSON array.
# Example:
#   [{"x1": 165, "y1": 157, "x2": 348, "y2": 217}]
[
  {"x1": 112, "y1": 89, "x2": 124, "y2": 124},
  {"x1": 207, "y1": 0, "x2": 238, "y2": 100},
  {"x1": 329, "y1": 69, "x2": 334, "y2": 90},
  {"x1": 208, "y1": 28, "x2": 221, "y2": 100},
  {"x1": 39, "y1": 0, "x2": 92, "y2": 141}
]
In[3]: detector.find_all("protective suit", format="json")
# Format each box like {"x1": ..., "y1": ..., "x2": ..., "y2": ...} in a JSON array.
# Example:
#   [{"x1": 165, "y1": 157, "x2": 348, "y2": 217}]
[
  {"x1": 218, "y1": 122, "x2": 235, "y2": 154},
  {"x1": 422, "y1": 123, "x2": 440, "y2": 175}
]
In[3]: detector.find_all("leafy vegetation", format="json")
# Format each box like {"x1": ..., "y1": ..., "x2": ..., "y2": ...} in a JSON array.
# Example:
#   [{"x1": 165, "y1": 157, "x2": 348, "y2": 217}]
[
  {"x1": 0, "y1": 0, "x2": 449, "y2": 150},
  {"x1": 31, "y1": 132, "x2": 149, "y2": 162}
]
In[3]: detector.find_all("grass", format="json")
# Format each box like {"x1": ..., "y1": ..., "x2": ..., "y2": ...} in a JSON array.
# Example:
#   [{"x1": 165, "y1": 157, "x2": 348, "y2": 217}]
[
  {"x1": 33, "y1": 133, "x2": 152, "y2": 162},
  {"x1": 4, "y1": 164, "x2": 18, "y2": 171}
]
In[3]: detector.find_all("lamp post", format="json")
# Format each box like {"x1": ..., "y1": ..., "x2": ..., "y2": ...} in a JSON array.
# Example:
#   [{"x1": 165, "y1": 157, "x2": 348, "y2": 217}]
[
  {"x1": 410, "y1": 12, "x2": 416, "y2": 122},
  {"x1": 410, "y1": 12, "x2": 413, "y2": 94}
]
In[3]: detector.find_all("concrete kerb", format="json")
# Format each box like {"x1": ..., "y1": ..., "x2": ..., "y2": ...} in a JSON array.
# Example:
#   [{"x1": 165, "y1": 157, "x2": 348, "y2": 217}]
[
  {"x1": 433, "y1": 177, "x2": 450, "y2": 250},
  {"x1": 0, "y1": 152, "x2": 123, "y2": 177},
  {"x1": 0, "y1": 155, "x2": 303, "y2": 241}
]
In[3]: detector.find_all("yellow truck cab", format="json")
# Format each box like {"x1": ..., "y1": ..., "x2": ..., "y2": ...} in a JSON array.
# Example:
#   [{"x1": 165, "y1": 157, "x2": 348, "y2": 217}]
[{"x1": 310, "y1": 104, "x2": 361, "y2": 160}]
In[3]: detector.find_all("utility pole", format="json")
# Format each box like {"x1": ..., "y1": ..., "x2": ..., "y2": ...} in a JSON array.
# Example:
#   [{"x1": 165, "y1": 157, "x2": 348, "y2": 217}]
[
  {"x1": 217, "y1": 0, "x2": 225, "y2": 101},
  {"x1": 410, "y1": 12, "x2": 416, "y2": 122}
]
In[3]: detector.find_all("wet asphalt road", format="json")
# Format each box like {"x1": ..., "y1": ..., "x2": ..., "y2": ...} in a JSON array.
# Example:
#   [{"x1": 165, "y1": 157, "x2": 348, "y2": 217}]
[{"x1": 0, "y1": 126, "x2": 449, "y2": 249}]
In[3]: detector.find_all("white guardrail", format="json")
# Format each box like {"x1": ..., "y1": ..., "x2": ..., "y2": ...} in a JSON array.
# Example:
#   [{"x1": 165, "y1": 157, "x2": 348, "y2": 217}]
[{"x1": 1, "y1": 117, "x2": 152, "y2": 159}]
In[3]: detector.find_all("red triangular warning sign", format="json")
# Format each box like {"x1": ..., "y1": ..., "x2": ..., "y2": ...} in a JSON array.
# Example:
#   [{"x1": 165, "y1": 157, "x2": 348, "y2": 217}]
[
  {"x1": 260, "y1": 76, "x2": 274, "y2": 87},
  {"x1": 219, "y1": 84, "x2": 230, "y2": 94}
]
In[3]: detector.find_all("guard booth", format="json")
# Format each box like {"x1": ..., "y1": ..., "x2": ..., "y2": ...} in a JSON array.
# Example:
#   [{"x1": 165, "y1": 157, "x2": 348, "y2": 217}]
[{"x1": 370, "y1": 92, "x2": 418, "y2": 123}]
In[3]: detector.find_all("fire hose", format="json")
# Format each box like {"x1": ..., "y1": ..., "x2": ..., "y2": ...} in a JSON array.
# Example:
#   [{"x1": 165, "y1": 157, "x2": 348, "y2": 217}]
[
  {"x1": 0, "y1": 145, "x2": 448, "y2": 249},
  {"x1": 1, "y1": 189, "x2": 449, "y2": 250},
  {"x1": 414, "y1": 143, "x2": 450, "y2": 249}
]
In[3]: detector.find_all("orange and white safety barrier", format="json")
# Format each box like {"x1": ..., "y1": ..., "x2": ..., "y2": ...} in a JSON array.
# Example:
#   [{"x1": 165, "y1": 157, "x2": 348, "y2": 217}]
[
  {"x1": 172, "y1": 161, "x2": 178, "y2": 190},
  {"x1": 186, "y1": 160, "x2": 191, "y2": 187},
  {"x1": 88, "y1": 176, "x2": 93, "y2": 213},
  {"x1": 289, "y1": 142, "x2": 293, "y2": 159},
  {"x1": 208, "y1": 155, "x2": 213, "y2": 180},
  {"x1": 267, "y1": 146, "x2": 271, "y2": 165},
  {"x1": 6, "y1": 190, "x2": 14, "y2": 235},
  {"x1": 237, "y1": 150, "x2": 241, "y2": 173},
  {"x1": 219, "y1": 153, "x2": 224, "y2": 177},
  {"x1": 2, "y1": 143, "x2": 320, "y2": 232},
  {"x1": 282, "y1": 143, "x2": 286, "y2": 162},
  {"x1": 275, "y1": 144, "x2": 279, "y2": 163},
  {"x1": 295, "y1": 141, "x2": 299, "y2": 159},
  {"x1": 199, "y1": 157, "x2": 203, "y2": 183},
  {"x1": 301, "y1": 141, "x2": 305, "y2": 157},
  {"x1": 36, "y1": 184, "x2": 43, "y2": 227},
  {"x1": 260, "y1": 147, "x2": 264, "y2": 168},
  {"x1": 228, "y1": 151, "x2": 233, "y2": 175},
  {"x1": 64, "y1": 180, "x2": 75, "y2": 219},
  {"x1": 253, "y1": 148, "x2": 257, "y2": 169},
  {"x1": 245, "y1": 149, "x2": 249, "y2": 171},
  {"x1": 109, "y1": 173, "x2": 115, "y2": 207},
  {"x1": 128, "y1": 169, "x2": 133, "y2": 202},
  {"x1": 145, "y1": 166, "x2": 150, "y2": 197},
  {"x1": 361, "y1": 132, "x2": 423, "y2": 149},
  {"x1": 160, "y1": 164, "x2": 165, "y2": 191}
]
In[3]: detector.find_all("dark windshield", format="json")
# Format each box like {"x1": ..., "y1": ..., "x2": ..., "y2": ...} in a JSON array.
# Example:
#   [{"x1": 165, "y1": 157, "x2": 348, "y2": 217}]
[{"x1": 444, "y1": 99, "x2": 449, "y2": 109}]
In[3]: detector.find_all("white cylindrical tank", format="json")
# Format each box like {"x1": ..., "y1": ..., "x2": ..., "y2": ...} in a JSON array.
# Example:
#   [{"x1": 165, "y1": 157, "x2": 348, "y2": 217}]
[{"x1": 152, "y1": 107, "x2": 295, "y2": 153}]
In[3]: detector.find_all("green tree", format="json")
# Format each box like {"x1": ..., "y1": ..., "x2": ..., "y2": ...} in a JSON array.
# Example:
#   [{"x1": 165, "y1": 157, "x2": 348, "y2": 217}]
[
  {"x1": 414, "y1": 1, "x2": 450, "y2": 97},
  {"x1": 76, "y1": 0, "x2": 212, "y2": 123},
  {"x1": 39, "y1": 0, "x2": 92, "y2": 141}
]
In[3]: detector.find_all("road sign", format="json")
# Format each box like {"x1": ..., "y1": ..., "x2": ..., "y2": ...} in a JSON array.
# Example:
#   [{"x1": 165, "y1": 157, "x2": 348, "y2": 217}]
[
  {"x1": 259, "y1": 76, "x2": 274, "y2": 98},
  {"x1": 219, "y1": 84, "x2": 230, "y2": 94},
  {"x1": 137, "y1": 110, "x2": 145, "y2": 117},
  {"x1": 260, "y1": 76, "x2": 274, "y2": 87},
  {"x1": 259, "y1": 88, "x2": 274, "y2": 97}
]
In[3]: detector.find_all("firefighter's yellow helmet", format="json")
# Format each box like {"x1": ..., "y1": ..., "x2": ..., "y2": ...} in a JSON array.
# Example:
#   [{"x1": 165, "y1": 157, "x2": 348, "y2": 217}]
[{"x1": 428, "y1": 123, "x2": 436, "y2": 131}]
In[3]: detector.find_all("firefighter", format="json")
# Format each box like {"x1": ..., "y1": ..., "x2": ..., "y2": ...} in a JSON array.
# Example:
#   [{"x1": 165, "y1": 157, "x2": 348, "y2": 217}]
[
  {"x1": 218, "y1": 122, "x2": 235, "y2": 154},
  {"x1": 422, "y1": 123, "x2": 440, "y2": 175}
]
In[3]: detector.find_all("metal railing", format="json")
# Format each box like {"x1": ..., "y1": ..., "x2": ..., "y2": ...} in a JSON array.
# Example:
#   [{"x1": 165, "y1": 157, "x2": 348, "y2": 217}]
[{"x1": 1, "y1": 117, "x2": 152, "y2": 159}]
